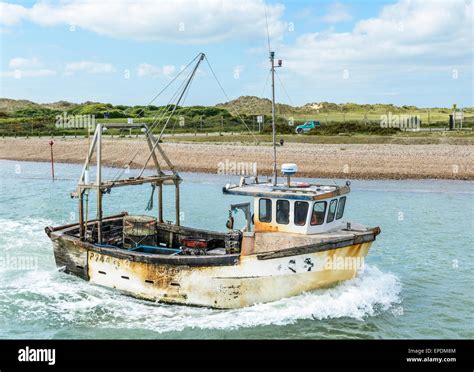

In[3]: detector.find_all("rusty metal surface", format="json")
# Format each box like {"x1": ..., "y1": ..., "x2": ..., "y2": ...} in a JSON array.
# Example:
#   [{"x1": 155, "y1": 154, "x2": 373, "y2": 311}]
[
  {"x1": 223, "y1": 183, "x2": 351, "y2": 201},
  {"x1": 86, "y1": 241, "x2": 372, "y2": 308},
  {"x1": 45, "y1": 212, "x2": 128, "y2": 237},
  {"x1": 240, "y1": 233, "x2": 256, "y2": 256},
  {"x1": 251, "y1": 228, "x2": 377, "y2": 257},
  {"x1": 51, "y1": 228, "x2": 374, "y2": 308}
]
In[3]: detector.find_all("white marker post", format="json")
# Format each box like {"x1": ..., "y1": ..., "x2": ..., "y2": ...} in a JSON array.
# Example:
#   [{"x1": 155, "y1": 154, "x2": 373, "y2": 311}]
[{"x1": 257, "y1": 115, "x2": 263, "y2": 133}]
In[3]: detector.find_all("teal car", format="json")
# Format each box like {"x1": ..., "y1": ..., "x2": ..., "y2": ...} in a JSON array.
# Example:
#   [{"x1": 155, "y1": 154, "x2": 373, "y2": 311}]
[{"x1": 295, "y1": 120, "x2": 321, "y2": 134}]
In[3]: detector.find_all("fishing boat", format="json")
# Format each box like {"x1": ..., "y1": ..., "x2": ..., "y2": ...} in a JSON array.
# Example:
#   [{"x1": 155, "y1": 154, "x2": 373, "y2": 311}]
[{"x1": 45, "y1": 52, "x2": 380, "y2": 309}]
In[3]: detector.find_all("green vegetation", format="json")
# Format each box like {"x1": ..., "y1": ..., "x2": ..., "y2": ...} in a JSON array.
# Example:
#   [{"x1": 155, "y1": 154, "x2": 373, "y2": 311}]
[
  {"x1": 12, "y1": 107, "x2": 59, "y2": 118},
  {"x1": 0, "y1": 96, "x2": 472, "y2": 137},
  {"x1": 309, "y1": 121, "x2": 400, "y2": 136}
]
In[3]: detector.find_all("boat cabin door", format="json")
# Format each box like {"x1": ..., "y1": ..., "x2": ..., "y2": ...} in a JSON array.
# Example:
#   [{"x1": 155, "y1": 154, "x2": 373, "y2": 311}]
[{"x1": 227, "y1": 202, "x2": 252, "y2": 232}]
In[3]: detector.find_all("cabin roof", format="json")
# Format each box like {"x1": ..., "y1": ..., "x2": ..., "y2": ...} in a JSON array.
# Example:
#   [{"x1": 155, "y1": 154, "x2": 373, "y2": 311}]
[{"x1": 223, "y1": 180, "x2": 350, "y2": 201}]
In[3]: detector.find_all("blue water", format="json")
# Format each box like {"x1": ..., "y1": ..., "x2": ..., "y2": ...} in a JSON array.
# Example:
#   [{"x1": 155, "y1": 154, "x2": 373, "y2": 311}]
[{"x1": 0, "y1": 159, "x2": 473, "y2": 339}]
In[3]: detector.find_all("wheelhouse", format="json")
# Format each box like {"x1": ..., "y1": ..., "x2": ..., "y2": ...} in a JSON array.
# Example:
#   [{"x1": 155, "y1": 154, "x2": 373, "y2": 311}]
[
  {"x1": 223, "y1": 176, "x2": 351, "y2": 235},
  {"x1": 255, "y1": 195, "x2": 347, "y2": 234}
]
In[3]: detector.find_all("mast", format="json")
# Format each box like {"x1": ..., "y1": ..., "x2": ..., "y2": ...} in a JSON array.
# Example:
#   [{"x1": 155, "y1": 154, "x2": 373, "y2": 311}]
[
  {"x1": 96, "y1": 123, "x2": 103, "y2": 244},
  {"x1": 270, "y1": 51, "x2": 277, "y2": 185},
  {"x1": 270, "y1": 51, "x2": 282, "y2": 185}
]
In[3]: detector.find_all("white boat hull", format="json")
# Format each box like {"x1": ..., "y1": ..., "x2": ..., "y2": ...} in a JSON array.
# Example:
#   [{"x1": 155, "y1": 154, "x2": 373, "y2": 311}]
[{"x1": 86, "y1": 241, "x2": 372, "y2": 309}]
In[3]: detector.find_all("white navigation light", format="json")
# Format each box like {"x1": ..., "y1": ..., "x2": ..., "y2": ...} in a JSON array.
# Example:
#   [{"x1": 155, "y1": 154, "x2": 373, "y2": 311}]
[{"x1": 281, "y1": 163, "x2": 298, "y2": 176}]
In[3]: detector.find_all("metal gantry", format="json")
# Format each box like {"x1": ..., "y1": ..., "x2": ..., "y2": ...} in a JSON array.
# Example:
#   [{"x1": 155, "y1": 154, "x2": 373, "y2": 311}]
[{"x1": 74, "y1": 123, "x2": 181, "y2": 243}]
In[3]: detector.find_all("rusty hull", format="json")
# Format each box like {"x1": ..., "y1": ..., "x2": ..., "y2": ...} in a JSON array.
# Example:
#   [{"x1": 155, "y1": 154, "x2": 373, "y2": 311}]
[{"x1": 49, "y1": 227, "x2": 376, "y2": 309}]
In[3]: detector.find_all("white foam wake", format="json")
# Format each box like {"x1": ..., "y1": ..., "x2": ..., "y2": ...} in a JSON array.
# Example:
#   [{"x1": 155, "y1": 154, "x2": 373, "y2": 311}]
[
  {"x1": 0, "y1": 264, "x2": 401, "y2": 335},
  {"x1": 0, "y1": 217, "x2": 402, "y2": 335}
]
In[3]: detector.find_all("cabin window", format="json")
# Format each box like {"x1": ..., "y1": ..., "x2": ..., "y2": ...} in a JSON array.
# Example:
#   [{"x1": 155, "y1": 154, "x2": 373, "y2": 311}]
[
  {"x1": 327, "y1": 199, "x2": 338, "y2": 223},
  {"x1": 310, "y1": 201, "x2": 327, "y2": 225},
  {"x1": 259, "y1": 198, "x2": 272, "y2": 223},
  {"x1": 294, "y1": 201, "x2": 309, "y2": 226},
  {"x1": 276, "y1": 200, "x2": 290, "y2": 224},
  {"x1": 336, "y1": 196, "x2": 346, "y2": 220}
]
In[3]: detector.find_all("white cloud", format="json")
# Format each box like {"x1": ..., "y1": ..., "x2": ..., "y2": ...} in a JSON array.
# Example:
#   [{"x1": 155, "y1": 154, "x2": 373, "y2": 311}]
[
  {"x1": 137, "y1": 63, "x2": 177, "y2": 78},
  {"x1": 65, "y1": 61, "x2": 116, "y2": 74},
  {"x1": 322, "y1": 2, "x2": 352, "y2": 23},
  {"x1": 1, "y1": 57, "x2": 56, "y2": 78},
  {"x1": 0, "y1": 2, "x2": 28, "y2": 25},
  {"x1": 8, "y1": 57, "x2": 40, "y2": 69},
  {"x1": 0, "y1": 0, "x2": 286, "y2": 44},
  {"x1": 281, "y1": 0, "x2": 472, "y2": 78},
  {"x1": 1, "y1": 69, "x2": 56, "y2": 78},
  {"x1": 161, "y1": 65, "x2": 177, "y2": 78}
]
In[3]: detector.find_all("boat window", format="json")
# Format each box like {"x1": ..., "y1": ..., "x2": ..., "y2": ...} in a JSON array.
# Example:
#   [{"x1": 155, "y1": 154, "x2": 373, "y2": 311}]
[
  {"x1": 294, "y1": 201, "x2": 309, "y2": 226},
  {"x1": 336, "y1": 196, "x2": 346, "y2": 220},
  {"x1": 310, "y1": 201, "x2": 327, "y2": 226},
  {"x1": 259, "y1": 198, "x2": 272, "y2": 223},
  {"x1": 276, "y1": 200, "x2": 290, "y2": 224},
  {"x1": 327, "y1": 199, "x2": 338, "y2": 223}
]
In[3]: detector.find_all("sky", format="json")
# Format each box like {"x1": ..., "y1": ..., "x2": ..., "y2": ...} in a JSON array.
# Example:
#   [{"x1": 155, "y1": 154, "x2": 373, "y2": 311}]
[{"x1": 0, "y1": 0, "x2": 472, "y2": 108}]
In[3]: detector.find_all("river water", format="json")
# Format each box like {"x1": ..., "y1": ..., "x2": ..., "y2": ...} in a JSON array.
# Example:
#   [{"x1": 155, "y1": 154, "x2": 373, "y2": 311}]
[{"x1": 0, "y1": 159, "x2": 472, "y2": 339}]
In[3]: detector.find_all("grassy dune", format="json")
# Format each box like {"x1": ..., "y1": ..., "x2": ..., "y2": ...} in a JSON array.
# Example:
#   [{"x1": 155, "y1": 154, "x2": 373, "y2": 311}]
[{"x1": 1, "y1": 97, "x2": 472, "y2": 137}]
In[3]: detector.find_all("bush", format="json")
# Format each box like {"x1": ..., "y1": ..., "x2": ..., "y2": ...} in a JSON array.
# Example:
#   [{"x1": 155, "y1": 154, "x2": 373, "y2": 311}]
[
  {"x1": 70, "y1": 103, "x2": 127, "y2": 118},
  {"x1": 309, "y1": 121, "x2": 400, "y2": 135},
  {"x1": 128, "y1": 107, "x2": 146, "y2": 117},
  {"x1": 12, "y1": 106, "x2": 58, "y2": 117},
  {"x1": 105, "y1": 110, "x2": 127, "y2": 118},
  {"x1": 262, "y1": 122, "x2": 295, "y2": 135},
  {"x1": 175, "y1": 105, "x2": 231, "y2": 118}
]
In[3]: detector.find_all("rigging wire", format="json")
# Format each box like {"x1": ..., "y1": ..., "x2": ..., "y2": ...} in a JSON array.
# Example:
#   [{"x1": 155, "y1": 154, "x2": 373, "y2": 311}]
[
  {"x1": 146, "y1": 62, "x2": 197, "y2": 133},
  {"x1": 275, "y1": 69, "x2": 295, "y2": 107},
  {"x1": 131, "y1": 54, "x2": 201, "y2": 121},
  {"x1": 264, "y1": 4, "x2": 272, "y2": 54},
  {"x1": 137, "y1": 54, "x2": 204, "y2": 178},
  {"x1": 170, "y1": 79, "x2": 193, "y2": 134},
  {"x1": 101, "y1": 54, "x2": 200, "y2": 181},
  {"x1": 203, "y1": 56, "x2": 259, "y2": 143},
  {"x1": 99, "y1": 51, "x2": 263, "y2": 183},
  {"x1": 110, "y1": 55, "x2": 201, "y2": 181},
  {"x1": 153, "y1": 60, "x2": 200, "y2": 144},
  {"x1": 260, "y1": 69, "x2": 271, "y2": 99}
]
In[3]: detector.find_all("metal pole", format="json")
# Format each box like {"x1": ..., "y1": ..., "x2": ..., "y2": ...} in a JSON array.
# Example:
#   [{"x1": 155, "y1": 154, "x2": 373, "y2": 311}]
[
  {"x1": 49, "y1": 140, "x2": 55, "y2": 180},
  {"x1": 96, "y1": 124, "x2": 102, "y2": 244},
  {"x1": 270, "y1": 51, "x2": 277, "y2": 186},
  {"x1": 79, "y1": 190, "x2": 85, "y2": 241},
  {"x1": 175, "y1": 180, "x2": 180, "y2": 226},
  {"x1": 158, "y1": 183, "x2": 163, "y2": 223}
]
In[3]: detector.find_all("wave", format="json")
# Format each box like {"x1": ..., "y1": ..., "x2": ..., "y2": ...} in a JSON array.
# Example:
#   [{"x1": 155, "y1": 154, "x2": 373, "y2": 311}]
[{"x1": 0, "y1": 264, "x2": 401, "y2": 337}]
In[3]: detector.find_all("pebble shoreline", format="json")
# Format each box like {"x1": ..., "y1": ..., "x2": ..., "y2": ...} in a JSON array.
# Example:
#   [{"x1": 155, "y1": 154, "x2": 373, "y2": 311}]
[{"x1": 0, "y1": 138, "x2": 472, "y2": 180}]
